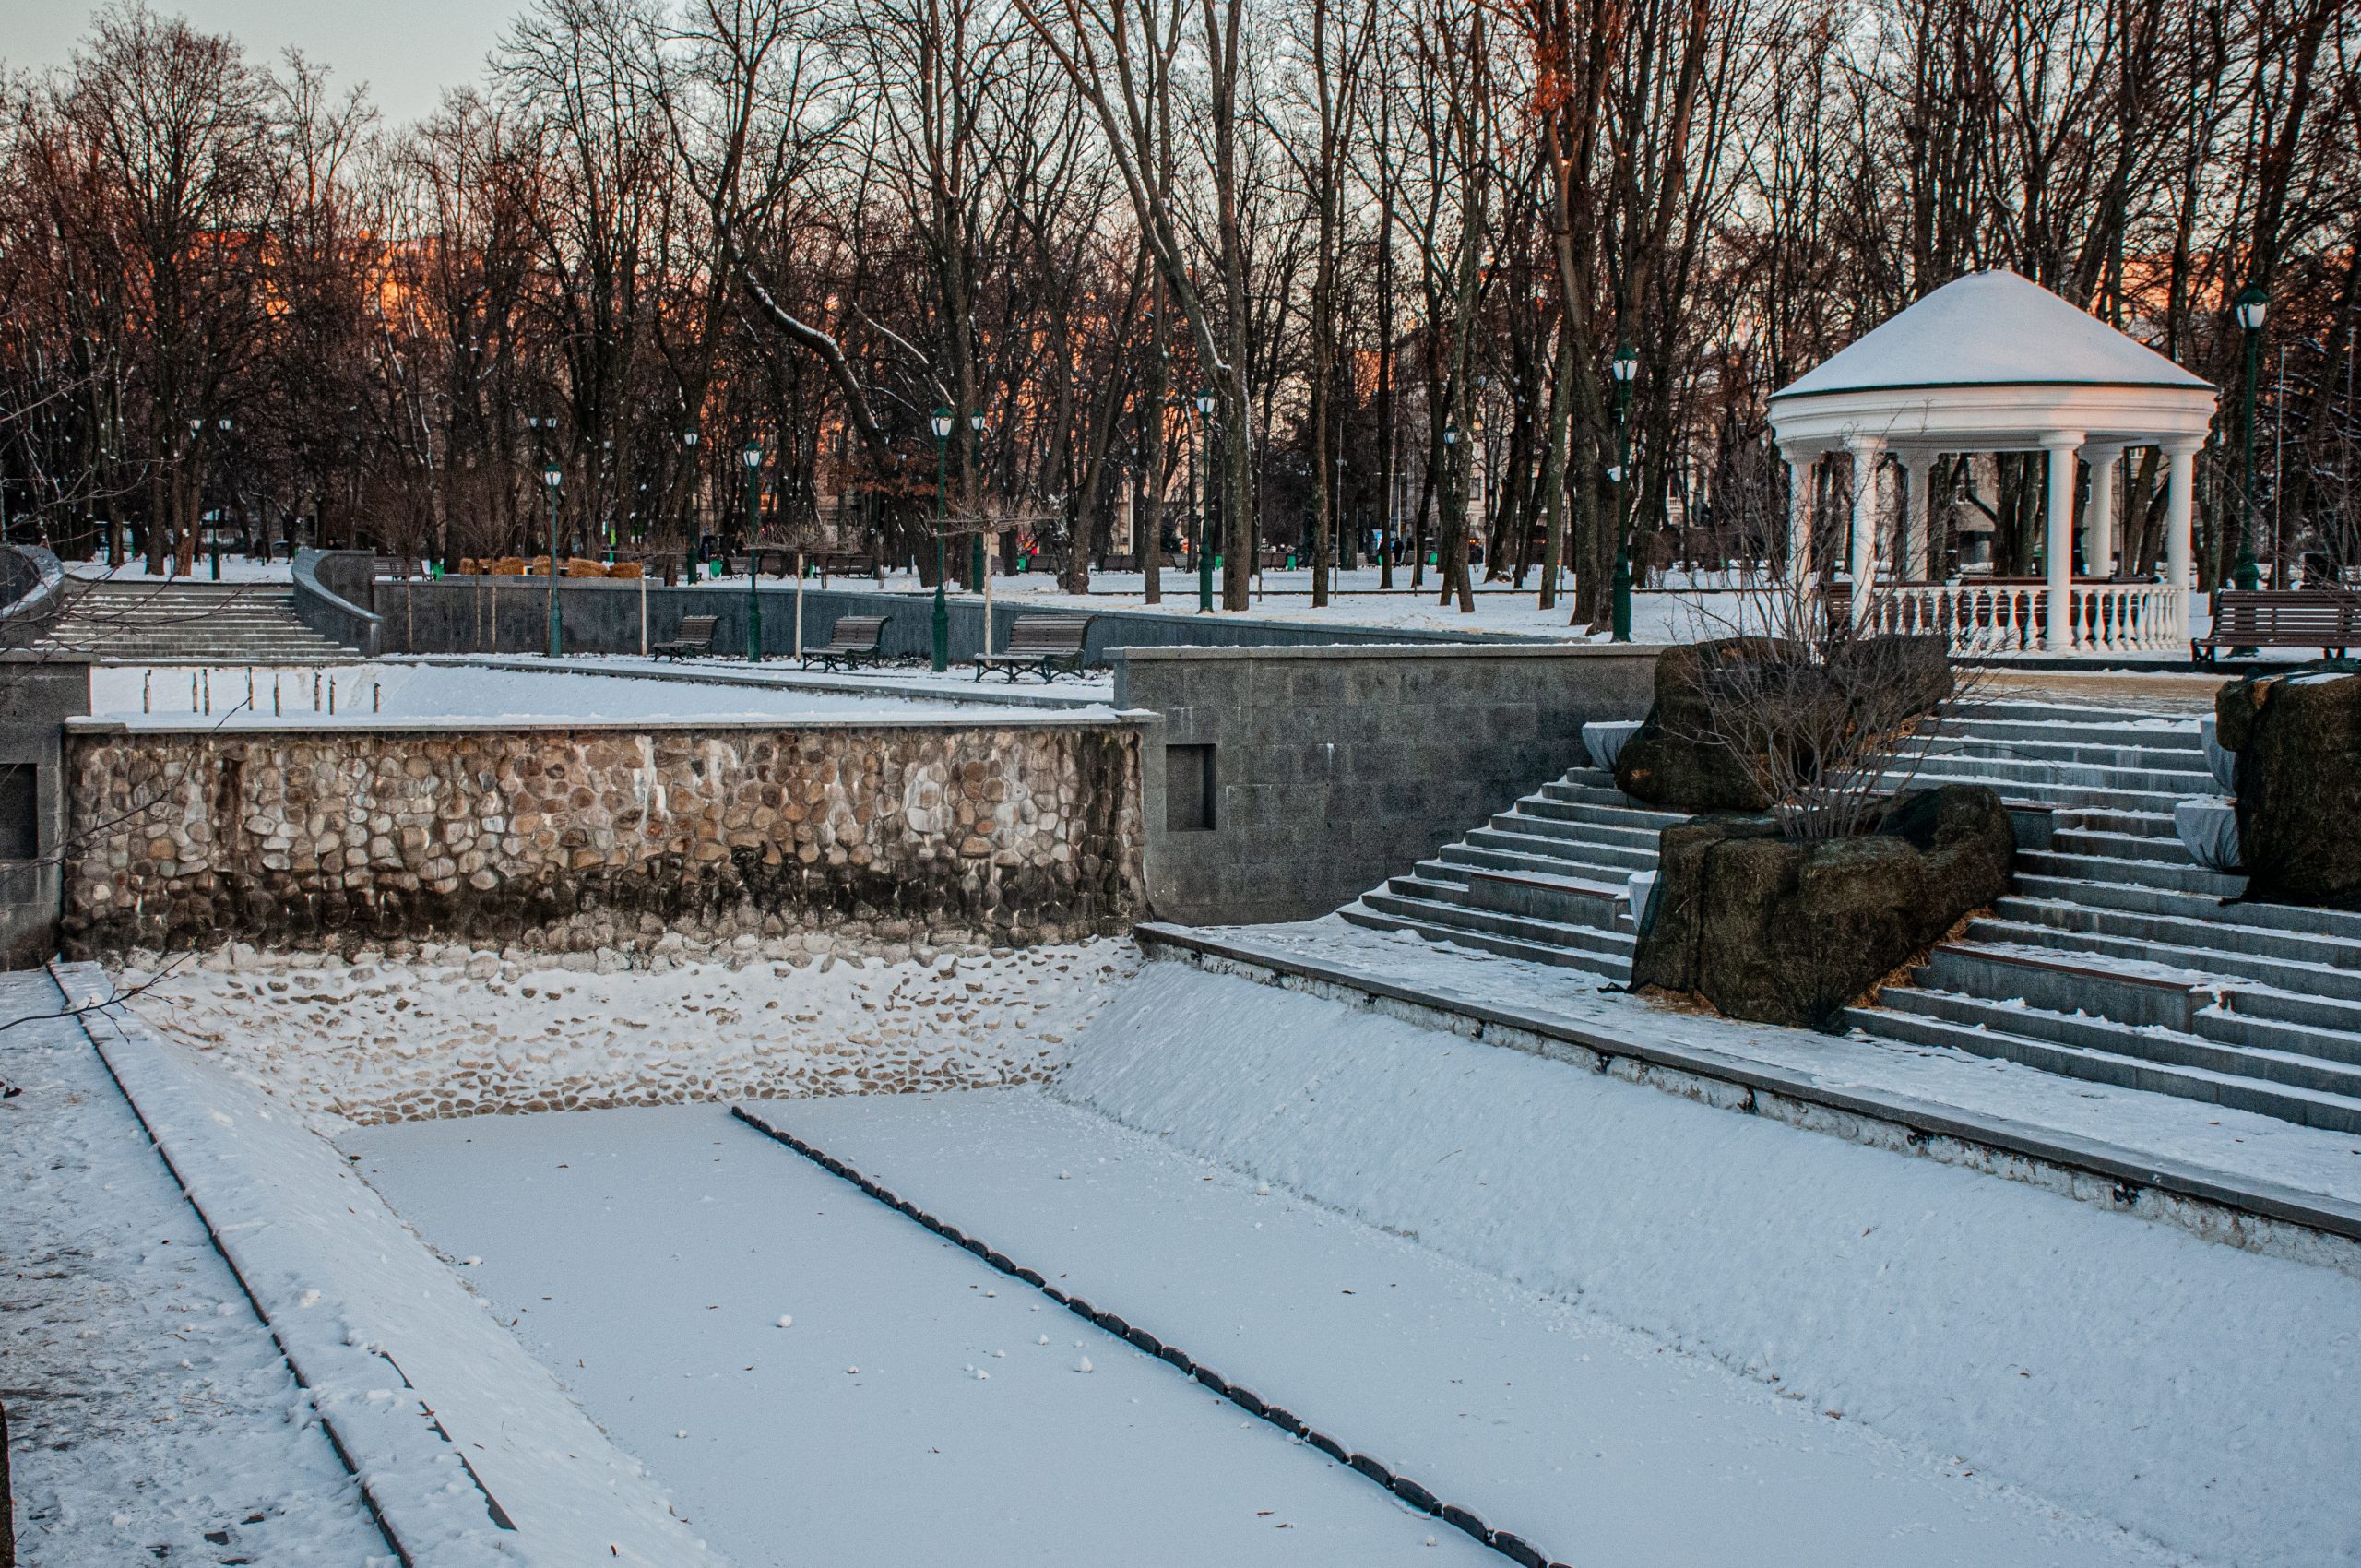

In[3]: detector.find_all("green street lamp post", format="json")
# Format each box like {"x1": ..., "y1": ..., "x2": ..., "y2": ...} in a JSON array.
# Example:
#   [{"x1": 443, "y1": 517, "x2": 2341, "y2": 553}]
[
  {"x1": 541, "y1": 459, "x2": 564, "y2": 657},
  {"x1": 1193, "y1": 390, "x2": 1215, "y2": 612},
  {"x1": 1608, "y1": 342, "x2": 1638, "y2": 642},
  {"x1": 931, "y1": 407, "x2": 953, "y2": 671},
  {"x1": 741, "y1": 438, "x2": 764, "y2": 661},
  {"x1": 2234, "y1": 284, "x2": 2268, "y2": 593}
]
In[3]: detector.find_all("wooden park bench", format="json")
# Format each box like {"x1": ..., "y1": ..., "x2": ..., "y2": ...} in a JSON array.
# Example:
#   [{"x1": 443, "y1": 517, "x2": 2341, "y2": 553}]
[
  {"x1": 651, "y1": 613, "x2": 719, "y2": 659},
  {"x1": 801, "y1": 614, "x2": 892, "y2": 672},
  {"x1": 975, "y1": 615, "x2": 1093, "y2": 682},
  {"x1": 2193, "y1": 589, "x2": 2361, "y2": 662}
]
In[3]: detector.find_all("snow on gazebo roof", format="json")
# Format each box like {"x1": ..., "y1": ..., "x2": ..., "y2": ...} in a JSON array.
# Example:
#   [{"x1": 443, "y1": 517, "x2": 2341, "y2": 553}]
[{"x1": 1770, "y1": 270, "x2": 2210, "y2": 403}]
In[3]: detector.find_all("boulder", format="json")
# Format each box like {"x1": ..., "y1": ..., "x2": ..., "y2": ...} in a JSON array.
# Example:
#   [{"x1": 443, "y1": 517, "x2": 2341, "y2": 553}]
[
  {"x1": 1614, "y1": 635, "x2": 1953, "y2": 814},
  {"x1": 2216, "y1": 670, "x2": 2361, "y2": 909},
  {"x1": 1631, "y1": 784, "x2": 2014, "y2": 1030}
]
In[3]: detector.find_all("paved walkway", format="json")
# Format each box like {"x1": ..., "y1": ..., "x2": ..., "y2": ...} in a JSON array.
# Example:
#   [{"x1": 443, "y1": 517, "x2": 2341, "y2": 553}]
[{"x1": 0, "y1": 970, "x2": 390, "y2": 1566}]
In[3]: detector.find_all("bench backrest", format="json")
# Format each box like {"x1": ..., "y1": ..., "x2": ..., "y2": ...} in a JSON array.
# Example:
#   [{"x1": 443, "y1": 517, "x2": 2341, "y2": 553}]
[
  {"x1": 673, "y1": 614, "x2": 719, "y2": 643},
  {"x1": 823, "y1": 614, "x2": 888, "y2": 649},
  {"x1": 2212, "y1": 590, "x2": 2361, "y2": 636},
  {"x1": 1005, "y1": 615, "x2": 1091, "y2": 653}
]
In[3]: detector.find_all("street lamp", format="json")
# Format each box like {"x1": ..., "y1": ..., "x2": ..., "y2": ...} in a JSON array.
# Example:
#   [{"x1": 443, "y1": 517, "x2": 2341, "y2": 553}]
[
  {"x1": 741, "y1": 439, "x2": 764, "y2": 662},
  {"x1": 969, "y1": 410, "x2": 989, "y2": 592},
  {"x1": 541, "y1": 459, "x2": 564, "y2": 657},
  {"x1": 931, "y1": 406, "x2": 953, "y2": 671},
  {"x1": 1608, "y1": 342, "x2": 1638, "y2": 642},
  {"x1": 2234, "y1": 283, "x2": 2268, "y2": 594},
  {"x1": 1193, "y1": 390, "x2": 1215, "y2": 612}
]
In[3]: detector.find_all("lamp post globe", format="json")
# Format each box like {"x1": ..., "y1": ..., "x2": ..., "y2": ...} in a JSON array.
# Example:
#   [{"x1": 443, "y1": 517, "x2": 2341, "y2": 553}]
[
  {"x1": 741, "y1": 440, "x2": 765, "y2": 662},
  {"x1": 931, "y1": 408, "x2": 953, "y2": 671},
  {"x1": 2234, "y1": 283, "x2": 2269, "y2": 594},
  {"x1": 541, "y1": 461, "x2": 564, "y2": 657}
]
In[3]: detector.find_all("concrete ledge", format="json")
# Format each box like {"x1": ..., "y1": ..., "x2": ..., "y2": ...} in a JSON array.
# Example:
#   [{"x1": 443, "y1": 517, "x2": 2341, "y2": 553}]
[
  {"x1": 66, "y1": 708, "x2": 1134, "y2": 735},
  {"x1": 1133, "y1": 922, "x2": 2361, "y2": 1256},
  {"x1": 1114, "y1": 641, "x2": 1645, "y2": 662},
  {"x1": 413, "y1": 653, "x2": 1115, "y2": 710}
]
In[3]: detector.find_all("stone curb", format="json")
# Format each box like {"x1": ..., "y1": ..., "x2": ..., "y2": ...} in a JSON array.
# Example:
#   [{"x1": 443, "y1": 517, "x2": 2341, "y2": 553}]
[
  {"x1": 730, "y1": 1102, "x2": 1575, "y2": 1568},
  {"x1": 1132, "y1": 923, "x2": 2361, "y2": 1255}
]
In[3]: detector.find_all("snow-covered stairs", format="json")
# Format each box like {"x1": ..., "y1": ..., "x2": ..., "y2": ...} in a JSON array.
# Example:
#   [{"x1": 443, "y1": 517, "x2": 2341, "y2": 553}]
[
  {"x1": 35, "y1": 579, "x2": 357, "y2": 662},
  {"x1": 1845, "y1": 698, "x2": 2361, "y2": 1134},
  {"x1": 1338, "y1": 767, "x2": 1683, "y2": 981}
]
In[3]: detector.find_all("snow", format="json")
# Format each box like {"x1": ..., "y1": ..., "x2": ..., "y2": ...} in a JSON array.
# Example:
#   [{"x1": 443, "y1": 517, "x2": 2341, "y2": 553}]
[
  {"x1": 0, "y1": 970, "x2": 393, "y2": 1566},
  {"x1": 66, "y1": 555, "x2": 293, "y2": 584},
  {"x1": 84, "y1": 659, "x2": 1083, "y2": 728},
  {"x1": 744, "y1": 1090, "x2": 2187, "y2": 1566},
  {"x1": 120, "y1": 939, "x2": 1137, "y2": 1123},
  {"x1": 1773, "y1": 270, "x2": 2211, "y2": 399},
  {"x1": 60, "y1": 963, "x2": 726, "y2": 1566},
  {"x1": 1192, "y1": 915, "x2": 2361, "y2": 1218},
  {"x1": 345, "y1": 1101, "x2": 1498, "y2": 1567},
  {"x1": 1048, "y1": 960, "x2": 2361, "y2": 1565}
]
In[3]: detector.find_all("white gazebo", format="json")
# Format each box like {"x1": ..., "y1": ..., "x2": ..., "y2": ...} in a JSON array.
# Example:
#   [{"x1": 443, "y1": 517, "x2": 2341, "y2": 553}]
[{"x1": 1767, "y1": 270, "x2": 2216, "y2": 654}]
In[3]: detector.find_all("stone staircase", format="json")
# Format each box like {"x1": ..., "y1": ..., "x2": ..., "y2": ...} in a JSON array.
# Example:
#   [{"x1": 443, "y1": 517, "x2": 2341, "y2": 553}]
[
  {"x1": 34, "y1": 580, "x2": 355, "y2": 662},
  {"x1": 1343, "y1": 696, "x2": 2361, "y2": 1135}
]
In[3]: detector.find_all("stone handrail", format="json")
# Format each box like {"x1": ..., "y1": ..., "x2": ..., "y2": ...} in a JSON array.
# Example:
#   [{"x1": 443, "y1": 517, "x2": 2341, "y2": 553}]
[
  {"x1": 292, "y1": 548, "x2": 380, "y2": 657},
  {"x1": 0, "y1": 544, "x2": 65, "y2": 650}
]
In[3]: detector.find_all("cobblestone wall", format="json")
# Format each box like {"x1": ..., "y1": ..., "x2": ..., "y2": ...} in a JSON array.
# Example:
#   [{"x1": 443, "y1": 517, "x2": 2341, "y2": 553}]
[{"x1": 64, "y1": 721, "x2": 1145, "y2": 956}]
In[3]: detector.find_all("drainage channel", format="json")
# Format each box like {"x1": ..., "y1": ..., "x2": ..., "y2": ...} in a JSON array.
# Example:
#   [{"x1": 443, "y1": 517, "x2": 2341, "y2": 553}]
[{"x1": 731, "y1": 1105, "x2": 1574, "y2": 1568}]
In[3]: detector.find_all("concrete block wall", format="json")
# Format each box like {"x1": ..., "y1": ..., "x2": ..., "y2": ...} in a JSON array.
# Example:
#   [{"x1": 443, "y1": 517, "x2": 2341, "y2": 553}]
[{"x1": 1114, "y1": 644, "x2": 1659, "y2": 926}]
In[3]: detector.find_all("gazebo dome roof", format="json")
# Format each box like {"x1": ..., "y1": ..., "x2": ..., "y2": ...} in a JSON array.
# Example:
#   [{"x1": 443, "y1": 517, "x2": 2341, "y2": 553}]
[{"x1": 1771, "y1": 270, "x2": 2209, "y2": 402}]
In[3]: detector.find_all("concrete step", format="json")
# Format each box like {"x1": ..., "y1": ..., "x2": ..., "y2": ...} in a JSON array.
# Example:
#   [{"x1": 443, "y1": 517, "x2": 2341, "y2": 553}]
[
  {"x1": 1502, "y1": 800, "x2": 1670, "y2": 846},
  {"x1": 1928, "y1": 714, "x2": 2204, "y2": 752},
  {"x1": 2193, "y1": 999, "x2": 2361, "y2": 1070},
  {"x1": 2015, "y1": 849, "x2": 2243, "y2": 898},
  {"x1": 1961, "y1": 917, "x2": 2361, "y2": 1003},
  {"x1": 1359, "y1": 888, "x2": 1637, "y2": 961},
  {"x1": 1990, "y1": 895, "x2": 2361, "y2": 974},
  {"x1": 1460, "y1": 867, "x2": 1633, "y2": 931},
  {"x1": 2011, "y1": 873, "x2": 2361, "y2": 946},
  {"x1": 1898, "y1": 752, "x2": 2214, "y2": 800},
  {"x1": 1432, "y1": 842, "x2": 1643, "y2": 888},
  {"x1": 2049, "y1": 828, "x2": 2196, "y2": 867},
  {"x1": 1846, "y1": 999, "x2": 2361, "y2": 1134},
  {"x1": 1876, "y1": 985, "x2": 2361, "y2": 1103},
  {"x1": 1904, "y1": 733, "x2": 2209, "y2": 772},
  {"x1": 1337, "y1": 901, "x2": 1631, "y2": 981},
  {"x1": 1466, "y1": 825, "x2": 1657, "y2": 874},
  {"x1": 1525, "y1": 785, "x2": 1687, "y2": 828},
  {"x1": 1949, "y1": 698, "x2": 2203, "y2": 731},
  {"x1": 1485, "y1": 811, "x2": 1662, "y2": 855}
]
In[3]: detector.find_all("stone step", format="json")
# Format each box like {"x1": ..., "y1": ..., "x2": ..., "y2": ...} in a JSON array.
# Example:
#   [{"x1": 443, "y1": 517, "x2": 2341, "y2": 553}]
[
  {"x1": 2011, "y1": 873, "x2": 2361, "y2": 945},
  {"x1": 1486, "y1": 810, "x2": 1662, "y2": 854},
  {"x1": 1337, "y1": 901, "x2": 1631, "y2": 981},
  {"x1": 1465, "y1": 824, "x2": 1657, "y2": 873},
  {"x1": 1360, "y1": 887, "x2": 1638, "y2": 960},
  {"x1": 1525, "y1": 785, "x2": 1687, "y2": 828},
  {"x1": 1961, "y1": 917, "x2": 2361, "y2": 1003},
  {"x1": 1928, "y1": 714, "x2": 2204, "y2": 752},
  {"x1": 2015, "y1": 849, "x2": 2242, "y2": 897},
  {"x1": 1904, "y1": 733, "x2": 2209, "y2": 771},
  {"x1": 1990, "y1": 895, "x2": 2361, "y2": 974},
  {"x1": 1847, "y1": 998, "x2": 2361, "y2": 1134},
  {"x1": 1431, "y1": 843, "x2": 1643, "y2": 888},
  {"x1": 1460, "y1": 867, "x2": 1633, "y2": 931},
  {"x1": 1503, "y1": 798, "x2": 1673, "y2": 844},
  {"x1": 2049, "y1": 828, "x2": 2194, "y2": 868},
  {"x1": 1949, "y1": 698, "x2": 2202, "y2": 731},
  {"x1": 2193, "y1": 999, "x2": 2361, "y2": 1071},
  {"x1": 1898, "y1": 752, "x2": 2214, "y2": 800}
]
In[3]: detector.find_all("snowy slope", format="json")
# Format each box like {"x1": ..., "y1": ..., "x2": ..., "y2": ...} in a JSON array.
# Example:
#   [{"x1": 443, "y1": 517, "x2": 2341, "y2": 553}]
[
  {"x1": 1051, "y1": 960, "x2": 2361, "y2": 1567},
  {"x1": 62, "y1": 964, "x2": 728, "y2": 1566},
  {"x1": 0, "y1": 971, "x2": 392, "y2": 1567}
]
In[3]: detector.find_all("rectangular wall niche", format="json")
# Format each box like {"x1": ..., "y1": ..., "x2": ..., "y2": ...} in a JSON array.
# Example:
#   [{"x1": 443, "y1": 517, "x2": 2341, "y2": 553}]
[
  {"x1": 1165, "y1": 743, "x2": 1216, "y2": 833},
  {"x1": 0, "y1": 765, "x2": 37, "y2": 861}
]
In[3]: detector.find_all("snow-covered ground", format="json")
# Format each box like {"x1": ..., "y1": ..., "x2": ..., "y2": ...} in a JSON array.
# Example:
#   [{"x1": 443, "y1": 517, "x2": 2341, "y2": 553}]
[
  {"x1": 0, "y1": 971, "x2": 394, "y2": 1566},
  {"x1": 1048, "y1": 960, "x2": 2361, "y2": 1565},
  {"x1": 66, "y1": 555, "x2": 292, "y2": 584},
  {"x1": 86, "y1": 659, "x2": 1082, "y2": 727},
  {"x1": 119, "y1": 938, "x2": 1137, "y2": 1123},
  {"x1": 1191, "y1": 915, "x2": 2361, "y2": 1221},
  {"x1": 350, "y1": 1102, "x2": 1497, "y2": 1567}
]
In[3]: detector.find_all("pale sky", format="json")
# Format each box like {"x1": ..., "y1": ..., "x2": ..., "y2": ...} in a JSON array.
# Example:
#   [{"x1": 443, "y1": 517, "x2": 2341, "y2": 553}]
[{"x1": 1, "y1": 0, "x2": 514, "y2": 124}]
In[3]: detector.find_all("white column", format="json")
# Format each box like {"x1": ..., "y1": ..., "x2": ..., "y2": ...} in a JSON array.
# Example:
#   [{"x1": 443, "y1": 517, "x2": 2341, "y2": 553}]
[
  {"x1": 2164, "y1": 440, "x2": 2199, "y2": 642},
  {"x1": 2080, "y1": 443, "x2": 2123, "y2": 581},
  {"x1": 1901, "y1": 452, "x2": 1936, "y2": 581},
  {"x1": 2041, "y1": 432, "x2": 2084, "y2": 651},
  {"x1": 1783, "y1": 445, "x2": 1817, "y2": 588},
  {"x1": 1845, "y1": 434, "x2": 1885, "y2": 625}
]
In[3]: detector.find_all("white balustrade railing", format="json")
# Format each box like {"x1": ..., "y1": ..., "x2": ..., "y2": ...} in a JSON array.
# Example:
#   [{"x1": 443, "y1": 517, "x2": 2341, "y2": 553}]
[{"x1": 1858, "y1": 580, "x2": 2186, "y2": 656}]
